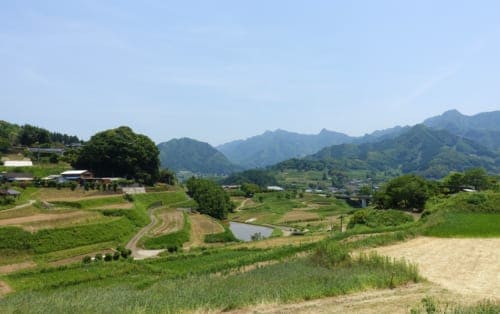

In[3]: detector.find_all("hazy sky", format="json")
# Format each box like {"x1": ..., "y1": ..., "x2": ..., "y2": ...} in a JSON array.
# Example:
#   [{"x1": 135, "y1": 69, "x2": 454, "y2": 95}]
[{"x1": 1, "y1": 1, "x2": 500, "y2": 145}]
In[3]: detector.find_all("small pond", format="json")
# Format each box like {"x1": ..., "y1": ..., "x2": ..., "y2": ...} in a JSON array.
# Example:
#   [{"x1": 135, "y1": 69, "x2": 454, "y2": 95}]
[{"x1": 229, "y1": 221, "x2": 274, "y2": 242}]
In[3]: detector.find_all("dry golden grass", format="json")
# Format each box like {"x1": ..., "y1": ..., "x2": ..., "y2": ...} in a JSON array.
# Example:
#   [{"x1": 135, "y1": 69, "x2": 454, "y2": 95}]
[
  {"x1": 151, "y1": 210, "x2": 184, "y2": 236},
  {"x1": 185, "y1": 214, "x2": 224, "y2": 248},
  {"x1": 0, "y1": 211, "x2": 103, "y2": 232},
  {"x1": 34, "y1": 188, "x2": 121, "y2": 201}
]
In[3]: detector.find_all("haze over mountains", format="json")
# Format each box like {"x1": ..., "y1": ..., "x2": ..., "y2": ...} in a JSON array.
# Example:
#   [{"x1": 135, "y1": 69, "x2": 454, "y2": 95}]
[
  {"x1": 156, "y1": 109, "x2": 500, "y2": 176},
  {"x1": 276, "y1": 124, "x2": 499, "y2": 179},
  {"x1": 157, "y1": 138, "x2": 241, "y2": 175}
]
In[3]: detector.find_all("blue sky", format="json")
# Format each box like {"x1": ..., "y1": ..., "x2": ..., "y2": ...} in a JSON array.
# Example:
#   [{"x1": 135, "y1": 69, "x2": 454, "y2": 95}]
[{"x1": 1, "y1": 1, "x2": 500, "y2": 145}]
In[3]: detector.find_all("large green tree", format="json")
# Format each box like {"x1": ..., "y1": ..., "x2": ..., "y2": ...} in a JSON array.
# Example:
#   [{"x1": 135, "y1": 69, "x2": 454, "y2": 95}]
[
  {"x1": 374, "y1": 174, "x2": 431, "y2": 210},
  {"x1": 73, "y1": 126, "x2": 160, "y2": 184},
  {"x1": 186, "y1": 178, "x2": 234, "y2": 219}
]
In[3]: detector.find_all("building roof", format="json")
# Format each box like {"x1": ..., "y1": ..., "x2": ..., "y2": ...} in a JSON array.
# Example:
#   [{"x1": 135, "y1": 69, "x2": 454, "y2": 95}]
[
  {"x1": 3, "y1": 172, "x2": 34, "y2": 179},
  {"x1": 3, "y1": 160, "x2": 33, "y2": 167},
  {"x1": 61, "y1": 170, "x2": 90, "y2": 175},
  {"x1": 0, "y1": 189, "x2": 21, "y2": 196}
]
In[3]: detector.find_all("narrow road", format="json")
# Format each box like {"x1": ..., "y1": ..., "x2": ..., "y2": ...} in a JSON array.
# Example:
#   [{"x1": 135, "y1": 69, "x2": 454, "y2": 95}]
[
  {"x1": 2, "y1": 200, "x2": 36, "y2": 212},
  {"x1": 235, "y1": 198, "x2": 251, "y2": 211},
  {"x1": 125, "y1": 206, "x2": 165, "y2": 260}
]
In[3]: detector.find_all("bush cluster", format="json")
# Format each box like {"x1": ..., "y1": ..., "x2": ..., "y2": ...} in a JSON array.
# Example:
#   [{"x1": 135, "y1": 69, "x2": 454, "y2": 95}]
[{"x1": 83, "y1": 246, "x2": 132, "y2": 264}]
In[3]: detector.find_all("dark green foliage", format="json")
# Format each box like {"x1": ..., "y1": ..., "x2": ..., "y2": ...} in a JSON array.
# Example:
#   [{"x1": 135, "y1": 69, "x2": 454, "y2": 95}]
[
  {"x1": 0, "y1": 121, "x2": 81, "y2": 150},
  {"x1": 157, "y1": 138, "x2": 240, "y2": 175},
  {"x1": 222, "y1": 169, "x2": 277, "y2": 187},
  {"x1": 143, "y1": 213, "x2": 191, "y2": 250},
  {"x1": 94, "y1": 253, "x2": 103, "y2": 261},
  {"x1": 240, "y1": 183, "x2": 260, "y2": 197},
  {"x1": 347, "y1": 209, "x2": 414, "y2": 229},
  {"x1": 104, "y1": 253, "x2": 113, "y2": 261},
  {"x1": 374, "y1": 174, "x2": 431, "y2": 210},
  {"x1": 73, "y1": 126, "x2": 160, "y2": 185},
  {"x1": 187, "y1": 178, "x2": 234, "y2": 219},
  {"x1": 0, "y1": 227, "x2": 33, "y2": 250},
  {"x1": 18, "y1": 125, "x2": 51, "y2": 146},
  {"x1": 82, "y1": 256, "x2": 91, "y2": 264},
  {"x1": 158, "y1": 169, "x2": 176, "y2": 185}
]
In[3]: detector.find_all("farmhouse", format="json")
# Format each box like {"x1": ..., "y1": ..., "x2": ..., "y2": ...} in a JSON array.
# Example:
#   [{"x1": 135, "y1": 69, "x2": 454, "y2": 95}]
[
  {"x1": 0, "y1": 189, "x2": 21, "y2": 198},
  {"x1": 60, "y1": 170, "x2": 93, "y2": 181},
  {"x1": 1, "y1": 172, "x2": 34, "y2": 182},
  {"x1": 3, "y1": 160, "x2": 33, "y2": 167}
]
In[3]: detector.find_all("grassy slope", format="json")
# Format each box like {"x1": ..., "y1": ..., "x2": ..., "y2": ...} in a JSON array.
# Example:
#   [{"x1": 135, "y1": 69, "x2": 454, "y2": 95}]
[
  {"x1": 0, "y1": 242, "x2": 419, "y2": 313},
  {"x1": 422, "y1": 191, "x2": 500, "y2": 237}
]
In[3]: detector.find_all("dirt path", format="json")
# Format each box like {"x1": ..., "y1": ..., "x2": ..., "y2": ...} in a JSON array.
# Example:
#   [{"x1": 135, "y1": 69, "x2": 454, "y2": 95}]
[
  {"x1": 235, "y1": 198, "x2": 251, "y2": 211},
  {"x1": 0, "y1": 280, "x2": 13, "y2": 297},
  {"x1": 231, "y1": 283, "x2": 460, "y2": 314},
  {"x1": 372, "y1": 237, "x2": 500, "y2": 299},
  {"x1": 0, "y1": 261, "x2": 36, "y2": 275},
  {"x1": 1, "y1": 200, "x2": 36, "y2": 213},
  {"x1": 125, "y1": 207, "x2": 165, "y2": 260}
]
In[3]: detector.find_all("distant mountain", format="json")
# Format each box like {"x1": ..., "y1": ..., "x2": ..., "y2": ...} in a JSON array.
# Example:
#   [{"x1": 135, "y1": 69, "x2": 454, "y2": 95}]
[
  {"x1": 275, "y1": 125, "x2": 500, "y2": 178},
  {"x1": 424, "y1": 110, "x2": 500, "y2": 150},
  {"x1": 157, "y1": 138, "x2": 240, "y2": 175},
  {"x1": 217, "y1": 129, "x2": 354, "y2": 169}
]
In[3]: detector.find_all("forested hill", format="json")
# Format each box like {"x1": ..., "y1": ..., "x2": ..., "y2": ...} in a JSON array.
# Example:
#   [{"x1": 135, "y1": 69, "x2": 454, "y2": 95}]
[
  {"x1": 275, "y1": 125, "x2": 500, "y2": 178},
  {"x1": 0, "y1": 120, "x2": 82, "y2": 152},
  {"x1": 423, "y1": 109, "x2": 500, "y2": 150},
  {"x1": 217, "y1": 129, "x2": 353, "y2": 169},
  {"x1": 157, "y1": 138, "x2": 241, "y2": 175}
]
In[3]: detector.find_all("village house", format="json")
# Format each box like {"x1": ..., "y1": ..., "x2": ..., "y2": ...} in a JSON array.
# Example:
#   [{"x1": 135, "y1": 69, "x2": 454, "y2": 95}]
[
  {"x1": 60, "y1": 170, "x2": 94, "y2": 181},
  {"x1": 1, "y1": 172, "x2": 34, "y2": 182}
]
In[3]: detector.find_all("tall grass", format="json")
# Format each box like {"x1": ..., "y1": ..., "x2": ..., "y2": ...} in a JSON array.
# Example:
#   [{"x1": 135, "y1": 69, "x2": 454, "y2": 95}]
[{"x1": 0, "y1": 247, "x2": 419, "y2": 313}]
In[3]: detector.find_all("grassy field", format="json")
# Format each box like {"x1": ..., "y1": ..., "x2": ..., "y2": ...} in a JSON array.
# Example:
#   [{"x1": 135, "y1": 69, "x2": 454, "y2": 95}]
[
  {"x1": 0, "y1": 184, "x2": 498, "y2": 312},
  {"x1": 0, "y1": 241, "x2": 419, "y2": 313},
  {"x1": 424, "y1": 212, "x2": 500, "y2": 237}
]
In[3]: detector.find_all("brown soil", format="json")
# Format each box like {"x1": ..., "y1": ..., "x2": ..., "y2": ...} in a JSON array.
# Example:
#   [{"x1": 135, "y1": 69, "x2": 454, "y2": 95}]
[
  {"x1": 0, "y1": 261, "x2": 36, "y2": 275},
  {"x1": 278, "y1": 211, "x2": 320, "y2": 223},
  {"x1": 151, "y1": 210, "x2": 184, "y2": 236},
  {"x1": 184, "y1": 214, "x2": 224, "y2": 248},
  {"x1": 0, "y1": 211, "x2": 97, "y2": 231},
  {"x1": 373, "y1": 237, "x2": 500, "y2": 299},
  {"x1": 90, "y1": 203, "x2": 133, "y2": 210}
]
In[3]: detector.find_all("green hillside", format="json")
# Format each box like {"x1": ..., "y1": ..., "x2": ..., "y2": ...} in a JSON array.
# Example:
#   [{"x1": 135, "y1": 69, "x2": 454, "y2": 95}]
[
  {"x1": 275, "y1": 125, "x2": 500, "y2": 178},
  {"x1": 157, "y1": 138, "x2": 240, "y2": 175}
]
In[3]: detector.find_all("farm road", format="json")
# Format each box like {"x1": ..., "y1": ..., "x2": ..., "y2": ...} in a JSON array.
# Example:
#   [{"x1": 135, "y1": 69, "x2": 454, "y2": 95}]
[{"x1": 125, "y1": 206, "x2": 165, "y2": 260}]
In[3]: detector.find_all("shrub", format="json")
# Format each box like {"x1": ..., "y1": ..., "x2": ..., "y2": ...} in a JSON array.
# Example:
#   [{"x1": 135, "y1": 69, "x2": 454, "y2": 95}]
[
  {"x1": 311, "y1": 242, "x2": 350, "y2": 268},
  {"x1": 113, "y1": 251, "x2": 120, "y2": 260},
  {"x1": 104, "y1": 253, "x2": 113, "y2": 261},
  {"x1": 82, "y1": 256, "x2": 92, "y2": 264},
  {"x1": 94, "y1": 253, "x2": 103, "y2": 261},
  {"x1": 348, "y1": 209, "x2": 414, "y2": 229}
]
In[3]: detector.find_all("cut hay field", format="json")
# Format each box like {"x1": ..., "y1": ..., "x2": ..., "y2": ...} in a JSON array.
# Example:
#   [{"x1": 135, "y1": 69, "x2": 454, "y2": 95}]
[{"x1": 373, "y1": 237, "x2": 500, "y2": 299}]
